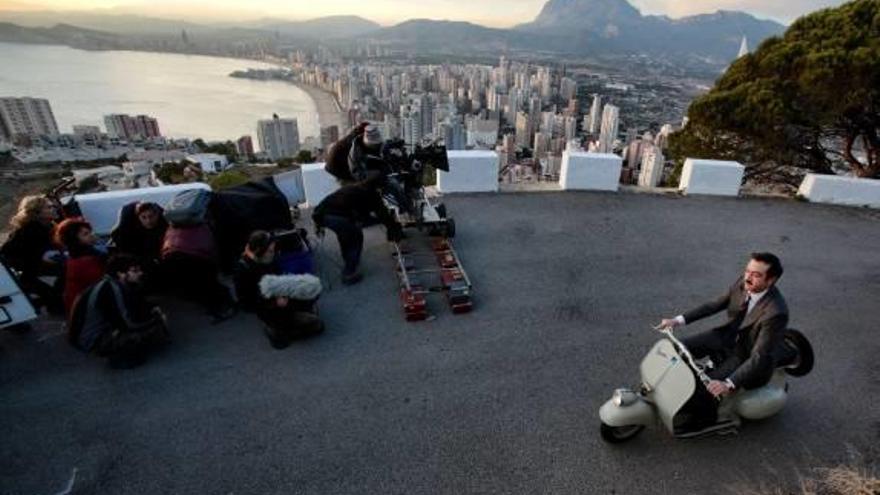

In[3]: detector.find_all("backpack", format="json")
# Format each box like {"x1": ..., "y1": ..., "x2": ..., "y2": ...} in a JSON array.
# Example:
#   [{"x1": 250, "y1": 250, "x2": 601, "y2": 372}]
[
  {"x1": 163, "y1": 189, "x2": 212, "y2": 227},
  {"x1": 67, "y1": 278, "x2": 125, "y2": 351},
  {"x1": 324, "y1": 133, "x2": 356, "y2": 183}
]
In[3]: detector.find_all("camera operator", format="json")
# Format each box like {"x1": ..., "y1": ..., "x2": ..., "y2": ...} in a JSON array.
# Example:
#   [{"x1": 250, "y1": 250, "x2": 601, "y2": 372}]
[
  {"x1": 325, "y1": 122, "x2": 387, "y2": 185},
  {"x1": 312, "y1": 174, "x2": 403, "y2": 285},
  {"x1": 348, "y1": 124, "x2": 386, "y2": 183}
]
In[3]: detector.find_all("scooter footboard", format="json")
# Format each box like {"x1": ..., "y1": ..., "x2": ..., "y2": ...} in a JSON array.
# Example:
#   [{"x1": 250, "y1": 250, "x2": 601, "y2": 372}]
[{"x1": 599, "y1": 397, "x2": 654, "y2": 427}]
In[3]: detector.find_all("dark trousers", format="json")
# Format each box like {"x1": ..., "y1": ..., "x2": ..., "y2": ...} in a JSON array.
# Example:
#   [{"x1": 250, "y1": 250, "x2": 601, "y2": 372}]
[
  {"x1": 674, "y1": 328, "x2": 774, "y2": 434},
  {"x1": 681, "y1": 328, "x2": 775, "y2": 389},
  {"x1": 681, "y1": 330, "x2": 742, "y2": 382},
  {"x1": 321, "y1": 214, "x2": 363, "y2": 276},
  {"x1": 95, "y1": 320, "x2": 170, "y2": 368},
  {"x1": 162, "y1": 253, "x2": 234, "y2": 315},
  {"x1": 259, "y1": 306, "x2": 323, "y2": 340},
  {"x1": 19, "y1": 273, "x2": 64, "y2": 315}
]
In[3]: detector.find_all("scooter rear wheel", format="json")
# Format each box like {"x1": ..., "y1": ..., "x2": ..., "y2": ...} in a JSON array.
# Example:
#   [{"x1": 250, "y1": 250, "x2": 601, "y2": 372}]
[{"x1": 600, "y1": 423, "x2": 645, "y2": 443}]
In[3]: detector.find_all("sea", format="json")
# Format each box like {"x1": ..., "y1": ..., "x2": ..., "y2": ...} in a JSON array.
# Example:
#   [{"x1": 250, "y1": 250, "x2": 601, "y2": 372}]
[{"x1": 0, "y1": 42, "x2": 319, "y2": 142}]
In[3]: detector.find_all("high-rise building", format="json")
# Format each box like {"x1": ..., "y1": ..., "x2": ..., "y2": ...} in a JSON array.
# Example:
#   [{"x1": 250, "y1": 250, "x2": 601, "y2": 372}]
[
  {"x1": 401, "y1": 104, "x2": 423, "y2": 150},
  {"x1": 655, "y1": 124, "x2": 674, "y2": 150},
  {"x1": 626, "y1": 138, "x2": 646, "y2": 168},
  {"x1": 0, "y1": 97, "x2": 60, "y2": 142},
  {"x1": 442, "y1": 118, "x2": 467, "y2": 151},
  {"x1": 320, "y1": 126, "x2": 340, "y2": 148},
  {"x1": 533, "y1": 132, "x2": 551, "y2": 159},
  {"x1": 563, "y1": 116, "x2": 577, "y2": 142},
  {"x1": 587, "y1": 94, "x2": 603, "y2": 136},
  {"x1": 236, "y1": 135, "x2": 255, "y2": 157},
  {"x1": 134, "y1": 115, "x2": 161, "y2": 139},
  {"x1": 625, "y1": 127, "x2": 638, "y2": 147},
  {"x1": 104, "y1": 114, "x2": 136, "y2": 140},
  {"x1": 597, "y1": 104, "x2": 620, "y2": 154},
  {"x1": 257, "y1": 114, "x2": 300, "y2": 160},
  {"x1": 104, "y1": 114, "x2": 161, "y2": 140},
  {"x1": 515, "y1": 111, "x2": 532, "y2": 149},
  {"x1": 639, "y1": 146, "x2": 665, "y2": 188},
  {"x1": 560, "y1": 77, "x2": 577, "y2": 103}
]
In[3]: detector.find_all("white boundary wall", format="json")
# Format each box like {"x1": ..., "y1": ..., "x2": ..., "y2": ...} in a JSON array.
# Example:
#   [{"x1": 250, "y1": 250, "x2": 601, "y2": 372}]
[
  {"x1": 438, "y1": 150, "x2": 499, "y2": 193},
  {"x1": 798, "y1": 174, "x2": 880, "y2": 208},
  {"x1": 679, "y1": 159, "x2": 744, "y2": 196},
  {"x1": 301, "y1": 163, "x2": 340, "y2": 207},
  {"x1": 559, "y1": 151, "x2": 622, "y2": 191}
]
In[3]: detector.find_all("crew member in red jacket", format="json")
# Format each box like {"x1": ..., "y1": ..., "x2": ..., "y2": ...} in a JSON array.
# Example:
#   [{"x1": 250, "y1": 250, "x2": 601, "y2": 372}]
[{"x1": 55, "y1": 218, "x2": 105, "y2": 316}]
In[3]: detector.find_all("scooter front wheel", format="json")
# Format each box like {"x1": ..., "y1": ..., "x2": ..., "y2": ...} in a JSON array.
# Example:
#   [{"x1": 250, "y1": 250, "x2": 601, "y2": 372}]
[{"x1": 600, "y1": 423, "x2": 645, "y2": 443}]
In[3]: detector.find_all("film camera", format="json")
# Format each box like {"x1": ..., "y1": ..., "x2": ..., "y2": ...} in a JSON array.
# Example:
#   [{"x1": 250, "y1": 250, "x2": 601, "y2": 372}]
[{"x1": 371, "y1": 139, "x2": 449, "y2": 223}]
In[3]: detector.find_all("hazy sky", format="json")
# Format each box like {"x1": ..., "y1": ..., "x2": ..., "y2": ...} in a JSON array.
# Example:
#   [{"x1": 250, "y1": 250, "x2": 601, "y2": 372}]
[{"x1": 4, "y1": 0, "x2": 851, "y2": 26}]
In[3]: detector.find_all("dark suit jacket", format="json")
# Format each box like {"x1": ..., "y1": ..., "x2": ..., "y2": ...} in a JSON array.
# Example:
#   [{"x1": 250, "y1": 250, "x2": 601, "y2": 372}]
[{"x1": 683, "y1": 277, "x2": 789, "y2": 389}]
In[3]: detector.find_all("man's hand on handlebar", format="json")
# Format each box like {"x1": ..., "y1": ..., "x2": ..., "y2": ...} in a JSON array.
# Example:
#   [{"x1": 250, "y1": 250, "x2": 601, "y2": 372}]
[
  {"x1": 657, "y1": 318, "x2": 682, "y2": 331},
  {"x1": 707, "y1": 380, "x2": 733, "y2": 398}
]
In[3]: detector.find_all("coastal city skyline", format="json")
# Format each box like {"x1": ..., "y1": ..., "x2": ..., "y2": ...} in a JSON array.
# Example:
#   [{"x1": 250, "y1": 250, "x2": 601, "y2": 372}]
[{"x1": 4, "y1": 0, "x2": 850, "y2": 26}]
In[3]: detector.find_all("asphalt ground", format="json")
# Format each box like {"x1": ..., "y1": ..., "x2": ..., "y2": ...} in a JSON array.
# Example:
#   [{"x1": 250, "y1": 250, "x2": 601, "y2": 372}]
[{"x1": 2, "y1": 191, "x2": 879, "y2": 494}]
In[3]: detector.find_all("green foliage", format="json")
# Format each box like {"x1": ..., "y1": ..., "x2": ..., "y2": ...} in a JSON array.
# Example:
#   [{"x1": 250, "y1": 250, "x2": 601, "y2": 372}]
[
  {"x1": 154, "y1": 161, "x2": 188, "y2": 184},
  {"x1": 208, "y1": 169, "x2": 250, "y2": 190},
  {"x1": 295, "y1": 149, "x2": 315, "y2": 164},
  {"x1": 276, "y1": 157, "x2": 298, "y2": 169},
  {"x1": 670, "y1": 0, "x2": 880, "y2": 182},
  {"x1": 194, "y1": 139, "x2": 239, "y2": 162}
]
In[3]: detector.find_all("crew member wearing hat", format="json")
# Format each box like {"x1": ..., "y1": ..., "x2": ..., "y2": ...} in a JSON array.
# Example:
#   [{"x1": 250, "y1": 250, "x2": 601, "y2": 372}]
[{"x1": 348, "y1": 124, "x2": 385, "y2": 182}]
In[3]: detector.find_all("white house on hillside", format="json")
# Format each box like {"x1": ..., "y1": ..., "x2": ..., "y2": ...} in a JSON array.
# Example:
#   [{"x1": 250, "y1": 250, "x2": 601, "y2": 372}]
[{"x1": 186, "y1": 153, "x2": 229, "y2": 174}]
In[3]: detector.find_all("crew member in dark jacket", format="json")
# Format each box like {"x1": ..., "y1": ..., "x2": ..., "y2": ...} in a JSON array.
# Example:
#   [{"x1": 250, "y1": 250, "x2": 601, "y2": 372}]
[
  {"x1": 234, "y1": 231, "x2": 323, "y2": 348},
  {"x1": 68, "y1": 254, "x2": 169, "y2": 369},
  {"x1": 0, "y1": 195, "x2": 63, "y2": 314},
  {"x1": 312, "y1": 176, "x2": 402, "y2": 285},
  {"x1": 347, "y1": 124, "x2": 385, "y2": 182},
  {"x1": 110, "y1": 202, "x2": 168, "y2": 268}
]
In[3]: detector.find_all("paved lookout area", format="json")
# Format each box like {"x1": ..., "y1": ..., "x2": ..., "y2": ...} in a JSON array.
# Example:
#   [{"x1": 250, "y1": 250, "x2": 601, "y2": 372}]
[{"x1": 2, "y1": 192, "x2": 879, "y2": 494}]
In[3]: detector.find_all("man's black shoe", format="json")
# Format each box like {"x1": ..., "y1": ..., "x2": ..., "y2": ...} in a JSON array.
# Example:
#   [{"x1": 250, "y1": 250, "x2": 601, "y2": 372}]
[{"x1": 264, "y1": 325, "x2": 290, "y2": 350}]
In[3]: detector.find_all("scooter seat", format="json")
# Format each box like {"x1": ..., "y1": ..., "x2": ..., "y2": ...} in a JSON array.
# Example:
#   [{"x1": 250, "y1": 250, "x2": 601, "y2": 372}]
[{"x1": 773, "y1": 340, "x2": 799, "y2": 369}]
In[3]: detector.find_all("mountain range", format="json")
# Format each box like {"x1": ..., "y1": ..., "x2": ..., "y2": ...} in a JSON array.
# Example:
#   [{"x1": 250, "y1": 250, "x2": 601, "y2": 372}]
[{"x1": 0, "y1": 0, "x2": 788, "y2": 67}]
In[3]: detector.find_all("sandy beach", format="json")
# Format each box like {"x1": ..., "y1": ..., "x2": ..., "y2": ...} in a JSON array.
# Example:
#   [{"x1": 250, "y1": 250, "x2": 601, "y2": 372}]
[{"x1": 294, "y1": 82, "x2": 347, "y2": 133}]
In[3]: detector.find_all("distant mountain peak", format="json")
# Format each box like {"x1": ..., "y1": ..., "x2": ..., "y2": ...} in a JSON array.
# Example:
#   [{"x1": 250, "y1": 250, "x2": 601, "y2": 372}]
[{"x1": 520, "y1": 0, "x2": 643, "y2": 30}]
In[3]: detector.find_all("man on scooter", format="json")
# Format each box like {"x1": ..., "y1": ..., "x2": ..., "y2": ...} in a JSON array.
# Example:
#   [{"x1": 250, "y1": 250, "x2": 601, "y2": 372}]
[{"x1": 659, "y1": 252, "x2": 789, "y2": 398}]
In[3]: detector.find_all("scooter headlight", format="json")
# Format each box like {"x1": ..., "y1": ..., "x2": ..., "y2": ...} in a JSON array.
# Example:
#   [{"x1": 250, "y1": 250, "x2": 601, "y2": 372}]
[{"x1": 612, "y1": 388, "x2": 638, "y2": 407}]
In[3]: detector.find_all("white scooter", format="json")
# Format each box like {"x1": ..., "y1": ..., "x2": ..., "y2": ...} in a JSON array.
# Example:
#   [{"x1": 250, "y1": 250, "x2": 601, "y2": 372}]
[{"x1": 599, "y1": 326, "x2": 814, "y2": 442}]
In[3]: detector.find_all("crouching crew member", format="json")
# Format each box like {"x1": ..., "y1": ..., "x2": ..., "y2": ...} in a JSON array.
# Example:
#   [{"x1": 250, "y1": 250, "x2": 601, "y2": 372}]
[
  {"x1": 312, "y1": 176, "x2": 403, "y2": 285},
  {"x1": 68, "y1": 254, "x2": 170, "y2": 369},
  {"x1": 234, "y1": 231, "x2": 324, "y2": 349}
]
